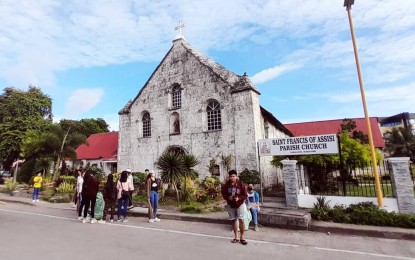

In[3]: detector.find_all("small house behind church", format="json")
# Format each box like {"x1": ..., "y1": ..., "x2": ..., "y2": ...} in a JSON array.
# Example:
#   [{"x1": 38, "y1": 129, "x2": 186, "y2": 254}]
[
  {"x1": 118, "y1": 32, "x2": 291, "y2": 187},
  {"x1": 75, "y1": 131, "x2": 118, "y2": 175}
]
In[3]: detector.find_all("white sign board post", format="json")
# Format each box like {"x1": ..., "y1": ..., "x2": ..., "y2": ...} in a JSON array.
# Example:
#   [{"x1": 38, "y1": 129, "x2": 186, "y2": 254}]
[{"x1": 258, "y1": 134, "x2": 339, "y2": 157}]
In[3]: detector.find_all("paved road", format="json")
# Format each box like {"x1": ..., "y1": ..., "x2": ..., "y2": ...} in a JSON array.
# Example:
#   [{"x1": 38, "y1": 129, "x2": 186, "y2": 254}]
[{"x1": 0, "y1": 202, "x2": 414, "y2": 260}]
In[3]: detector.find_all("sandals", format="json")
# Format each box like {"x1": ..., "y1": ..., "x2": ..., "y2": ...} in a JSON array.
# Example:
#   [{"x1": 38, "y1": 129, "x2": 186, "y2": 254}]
[{"x1": 231, "y1": 238, "x2": 248, "y2": 245}]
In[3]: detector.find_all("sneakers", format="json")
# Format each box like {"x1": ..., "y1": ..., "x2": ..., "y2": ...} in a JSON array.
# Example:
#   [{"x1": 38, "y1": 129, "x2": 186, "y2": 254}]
[
  {"x1": 77, "y1": 216, "x2": 83, "y2": 221},
  {"x1": 90, "y1": 218, "x2": 97, "y2": 224},
  {"x1": 154, "y1": 217, "x2": 160, "y2": 222},
  {"x1": 148, "y1": 219, "x2": 154, "y2": 223},
  {"x1": 254, "y1": 225, "x2": 259, "y2": 231},
  {"x1": 32, "y1": 200, "x2": 35, "y2": 202},
  {"x1": 123, "y1": 219, "x2": 129, "y2": 223},
  {"x1": 117, "y1": 218, "x2": 123, "y2": 222},
  {"x1": 110, "y1": 219, "x2": 114, "y2": 223},
  {"x1": 36, "y1": 199, "x2": 39, "y2": 202},
  {"x1": 82, "y1": 219, "x2": 88, "y2": 224},
  {"x1": 97, "y1": 219, "x2": 106, "y2": 224}
]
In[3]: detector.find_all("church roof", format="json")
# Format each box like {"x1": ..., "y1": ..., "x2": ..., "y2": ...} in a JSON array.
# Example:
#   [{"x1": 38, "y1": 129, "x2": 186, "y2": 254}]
[
  {"x1": 119, "y1": 38, "x2": 259, "y2": 114},
  {"x1": 76, "y1": 131, "x2": 118, "y2": 161},
  {"x1": 284, "y1": 118, "x2": 385, "y2": 148},
  {"x1": 260, "y1": 107, "x2": 293, "y2": 136}
]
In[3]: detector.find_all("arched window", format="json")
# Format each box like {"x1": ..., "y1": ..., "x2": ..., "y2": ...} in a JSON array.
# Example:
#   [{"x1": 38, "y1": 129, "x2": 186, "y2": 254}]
[
  {"x1": 142, "y1": 112, "x2": 151, "y2": 137},
  {"x1": 207, "y1": 100, "x2": 221, "y2": 131},
  {"x1": 172, "y1": 85, "x2": 181, "y2": 109}
]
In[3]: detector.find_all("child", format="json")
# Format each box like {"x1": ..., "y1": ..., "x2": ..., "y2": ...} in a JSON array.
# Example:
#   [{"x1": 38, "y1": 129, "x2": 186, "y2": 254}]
[
  {"x1": 95, "y1": 190, "x2": 105, "y2": 224},
  {"x1": 32, "y1": 172, "x2": 43, "y2": 202}
]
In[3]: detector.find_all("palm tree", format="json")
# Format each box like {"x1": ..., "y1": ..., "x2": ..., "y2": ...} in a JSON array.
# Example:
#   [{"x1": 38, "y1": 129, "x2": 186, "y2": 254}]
[
  {"x1": 21, "y1": 124, "x2": 87, "y2": 181},
  {"x1": 156, "y1": 151, "x2": 185, "y2": 202},
  {"x1": 156, "y1": 152, "x2": 199, "y2": 202},
  {"x1": 34, "y1": 157, "x2": 52, "y2": 178},
  {"x1": 384, "y1": 127, "x2": 415, "y2": 159}
]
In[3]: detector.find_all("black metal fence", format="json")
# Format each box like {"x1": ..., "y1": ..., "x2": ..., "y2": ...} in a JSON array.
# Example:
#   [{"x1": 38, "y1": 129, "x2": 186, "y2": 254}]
[{"x1": 297, "y1": 161, "x2": 401, "y2": 197}]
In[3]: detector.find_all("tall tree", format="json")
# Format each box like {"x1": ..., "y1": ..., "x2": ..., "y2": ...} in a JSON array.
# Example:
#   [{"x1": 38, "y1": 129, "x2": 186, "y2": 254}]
[
  {"x1": 384, "y1": 127, "x2": 415, "y2": 159},
  {"x1": 340, "y1": 118, "x2": 368, "y2": 144},
  {"x1": 21, "y1": 124, "x2": 87, "y2": 181},
  {"x1": 0, "y1": 86, "x2": 52, "y2": 169},
  {"x1": 59, "y1": 118, "x2": 109, "y2": 137}
]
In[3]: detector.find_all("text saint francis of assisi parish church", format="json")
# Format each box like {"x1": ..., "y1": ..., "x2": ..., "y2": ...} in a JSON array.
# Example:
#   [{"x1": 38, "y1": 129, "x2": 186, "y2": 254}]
[{"x1": 117, "y1": 22, "x2": 292, "y2": 186}]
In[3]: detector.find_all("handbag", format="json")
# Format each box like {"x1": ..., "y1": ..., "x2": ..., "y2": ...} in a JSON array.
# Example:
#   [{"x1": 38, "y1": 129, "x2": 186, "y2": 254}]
[{"x1": 120, "y1": 182, "x2": 129, "y2": 198}]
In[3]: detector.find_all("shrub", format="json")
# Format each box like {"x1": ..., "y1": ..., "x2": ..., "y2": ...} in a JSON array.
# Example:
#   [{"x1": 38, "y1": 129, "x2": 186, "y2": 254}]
[
  {"x1": 238, "y1": 169, "x2": 260, "y2": 184},
  {"x1": 311, "y1": 201, "x2": 415, "y2": 229},
  {"x1": 201, "y1": 176, "x2": 221, "y2": 199},
  {"x1": 180, "y1": 205, "x2": 203, "y2": 214},
  {"x1": 132, "y1": 172, "x2": 147, "y2": 193},
  {"x1": 4, "y1": 179, "x2": 18, "y2": 191},
  {"x1": 59, "y1": 176, "x2": 77, "y2": 185},
  {"x1": 56, "y1": 181, "x2": 75, "y2": 194},
  {"x1": 314, "y1": 196, "x2": 330, "y2": 210}
]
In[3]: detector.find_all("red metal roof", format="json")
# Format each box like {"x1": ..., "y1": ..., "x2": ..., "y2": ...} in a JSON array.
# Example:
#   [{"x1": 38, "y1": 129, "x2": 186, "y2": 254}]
[
  {"x1": 76, "y1": 132, "x2": 118, "y2": 160},
  {"x1": 284, "y1": 118, "x2": 384, "y2": 148}
]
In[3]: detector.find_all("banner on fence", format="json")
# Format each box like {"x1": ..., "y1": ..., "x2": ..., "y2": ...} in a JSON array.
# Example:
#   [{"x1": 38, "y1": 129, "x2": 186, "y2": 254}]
[{"x1": 258, "y1": 134, "x2": 339, "y2": 156}]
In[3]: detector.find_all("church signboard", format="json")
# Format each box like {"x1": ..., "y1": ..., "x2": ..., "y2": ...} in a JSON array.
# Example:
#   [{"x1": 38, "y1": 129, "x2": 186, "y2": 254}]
[{"x1": 258, "y1": 134, "x2": 338, "y2": 156}]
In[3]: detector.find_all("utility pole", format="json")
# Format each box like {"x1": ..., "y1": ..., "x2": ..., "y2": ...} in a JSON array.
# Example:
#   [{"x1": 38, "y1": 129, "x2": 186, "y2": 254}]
[{"x1": 343, "y1": 0, "x2": 383, "y2": 207}]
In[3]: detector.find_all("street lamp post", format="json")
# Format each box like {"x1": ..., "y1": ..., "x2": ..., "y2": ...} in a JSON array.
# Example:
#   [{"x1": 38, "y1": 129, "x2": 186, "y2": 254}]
[{"x1": 344, "y1": 0, "x2": 384, "y2": 207}]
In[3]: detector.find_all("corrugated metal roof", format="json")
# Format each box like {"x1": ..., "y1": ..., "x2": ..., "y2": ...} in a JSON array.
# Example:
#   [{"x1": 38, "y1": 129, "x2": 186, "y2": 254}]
[
  {"x1": 76, "y1": 132, "x2": 118, "y2": 160},
  {"x1": 285, "y1": 118, "x2": 384, "y2": 148}
]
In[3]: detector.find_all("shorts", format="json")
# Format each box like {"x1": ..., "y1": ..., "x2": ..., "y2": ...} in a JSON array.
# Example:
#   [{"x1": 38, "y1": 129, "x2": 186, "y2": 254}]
[{"x1": 226, "y1": 204, "x2": 244, "y2": 220}]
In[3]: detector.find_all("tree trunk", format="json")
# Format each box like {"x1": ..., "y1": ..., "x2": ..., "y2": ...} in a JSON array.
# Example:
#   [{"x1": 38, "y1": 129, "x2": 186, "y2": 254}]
[
  {"x1": 53, "y1": 157, "x2": 61, "y2": 181},
  {"x1": 173, "y1": 182, "x2": 180, "y2": 203}
]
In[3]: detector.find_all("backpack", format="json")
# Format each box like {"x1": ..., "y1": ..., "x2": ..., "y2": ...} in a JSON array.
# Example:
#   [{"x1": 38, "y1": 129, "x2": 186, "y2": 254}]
[{"x1": 94, "y1": 192, "x2": 105, "y2": 220}]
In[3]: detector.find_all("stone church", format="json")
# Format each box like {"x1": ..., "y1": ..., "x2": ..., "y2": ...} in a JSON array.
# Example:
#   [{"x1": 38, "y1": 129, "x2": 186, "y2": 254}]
[{"x1": 118, "y1": 31, "x2": 292, "y2": 186}]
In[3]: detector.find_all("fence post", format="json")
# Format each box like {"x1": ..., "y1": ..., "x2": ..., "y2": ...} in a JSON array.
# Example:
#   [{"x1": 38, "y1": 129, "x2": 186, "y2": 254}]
[
  {"x1": 281, "y1": 159, "x2": 299, "y2": 208},
  {"x1": 387, "y1": 157, "x2": 415, "y2": 214}
]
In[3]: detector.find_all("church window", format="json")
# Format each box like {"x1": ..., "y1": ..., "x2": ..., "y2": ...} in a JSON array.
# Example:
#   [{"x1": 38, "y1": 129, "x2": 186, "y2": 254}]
[
  {"x1": 142, "y1": 112, "x2": 151, "y2": 137},
  {"x1": 212, "y1": 165, "x2": 220, "y2": 177},
  {"x1": 172, "y1": 85, "x2": 181, "y2": 109},
  {"x1": 207, "y1": 100, "x2": 221, "y2": 131}
]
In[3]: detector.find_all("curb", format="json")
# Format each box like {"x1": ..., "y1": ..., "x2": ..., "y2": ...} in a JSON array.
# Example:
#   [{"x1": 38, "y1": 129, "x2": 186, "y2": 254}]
[
  {"x1": 2, "y1": 195, "x2": 415, "y2": 241},
  {"x1": 127, "y1": 210, "x2": 230, "y2": 225},
  {"x1": 309, "y1": 220, "x2": 415, "y2": 241},
  {"x1": 0, "y1": 199, "x2": 35, "y2": 206}
]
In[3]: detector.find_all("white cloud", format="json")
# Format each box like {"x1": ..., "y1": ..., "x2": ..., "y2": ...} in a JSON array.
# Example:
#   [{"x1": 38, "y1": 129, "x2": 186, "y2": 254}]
[
  {"x1": 0, "y1": 0, "x2": 414, "y2": 88},
  {"x1": 64, "y1": 88, "x2": 104, "y2": 118},
  {"x1": 251, "y1": 63, "x2": 302, "y2": 85}
]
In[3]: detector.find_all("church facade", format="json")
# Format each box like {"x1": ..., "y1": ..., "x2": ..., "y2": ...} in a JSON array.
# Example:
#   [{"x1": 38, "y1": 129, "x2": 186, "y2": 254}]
[{"x1": 118, "y1": 35, "x2": 291, "y2": 186}]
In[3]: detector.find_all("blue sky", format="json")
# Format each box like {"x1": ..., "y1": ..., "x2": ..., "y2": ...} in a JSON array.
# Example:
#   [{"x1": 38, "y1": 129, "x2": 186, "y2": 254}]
[{"x1": 1, "y1": 0, "x2": 414, "y2": 131}]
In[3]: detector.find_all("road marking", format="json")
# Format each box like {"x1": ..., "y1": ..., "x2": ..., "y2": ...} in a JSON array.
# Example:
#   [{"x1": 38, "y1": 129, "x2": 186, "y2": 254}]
[
  {"x1": 1, "y1": 208, "x2": 413, "y2": 259},
  {"x1": 314, "y1": 247, "x2": 415, "y2": 260}
]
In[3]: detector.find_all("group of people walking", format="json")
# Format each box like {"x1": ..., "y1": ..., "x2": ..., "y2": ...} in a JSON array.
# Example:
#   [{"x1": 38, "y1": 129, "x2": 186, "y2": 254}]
[{"x1": 75, "y1": 168, "x2": 161, "y2": 224}]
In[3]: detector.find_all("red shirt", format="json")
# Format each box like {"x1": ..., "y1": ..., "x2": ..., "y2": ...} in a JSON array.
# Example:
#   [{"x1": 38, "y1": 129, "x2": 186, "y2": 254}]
[{"x1": 221, "y1": 180, "x2": 248, "y2": 208}]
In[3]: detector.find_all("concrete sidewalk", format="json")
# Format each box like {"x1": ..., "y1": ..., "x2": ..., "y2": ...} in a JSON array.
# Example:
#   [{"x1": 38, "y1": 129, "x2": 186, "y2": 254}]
[{"x1": 1, "y1": 192, "x2": 414, "y2": 241}]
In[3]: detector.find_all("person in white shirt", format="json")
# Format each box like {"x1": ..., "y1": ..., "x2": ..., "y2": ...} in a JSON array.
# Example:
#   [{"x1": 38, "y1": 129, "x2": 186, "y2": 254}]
[
  {"x1": 75, "y1": 170, "x2": 84, "y2": 211},
  {"x1": 126, "y1": 169, "x2": 134, "y2": 209}
]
